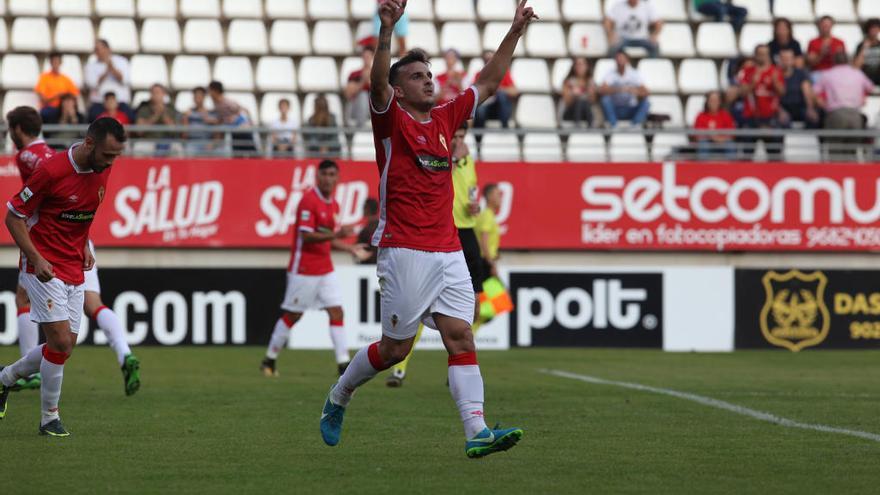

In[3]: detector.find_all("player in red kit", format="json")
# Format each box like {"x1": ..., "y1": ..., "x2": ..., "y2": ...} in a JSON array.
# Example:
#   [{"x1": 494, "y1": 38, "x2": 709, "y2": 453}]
[
  {"x1": 261, "y1": 160, "x2": 369, "y2": 378},
  {"x1": 320, "y1": 0, "x2": 537, "y2": 458},
  {"x1": 0, "y1": 118, "x2": 126, "y2": 436}
]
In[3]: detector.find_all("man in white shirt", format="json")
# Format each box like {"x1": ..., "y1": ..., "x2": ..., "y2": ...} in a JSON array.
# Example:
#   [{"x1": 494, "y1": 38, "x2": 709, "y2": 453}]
[
  {"x1": 603, "y1": 0, "x2": 663, "y2": 58},
  {"x1": 83, "y1": 39, "x2": 132, "y2": 122},
  {"x1": 598, "y1": 51, "x2": 651, "y2": 127}
]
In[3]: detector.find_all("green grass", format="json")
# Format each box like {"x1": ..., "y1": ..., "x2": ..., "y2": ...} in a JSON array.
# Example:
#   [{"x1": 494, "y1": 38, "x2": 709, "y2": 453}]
[{"x1": 2, "y1": 347, "x2": 879, "y2": 494}]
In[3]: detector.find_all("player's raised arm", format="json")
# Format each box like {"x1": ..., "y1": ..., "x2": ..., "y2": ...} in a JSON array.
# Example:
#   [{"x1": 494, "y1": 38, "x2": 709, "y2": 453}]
[
  {"x1": 370, "y1": 0, "x2": 407, "y2": 111},
  {"x1": 475, "y1": 0, "x2": 537, "y2": 105}
]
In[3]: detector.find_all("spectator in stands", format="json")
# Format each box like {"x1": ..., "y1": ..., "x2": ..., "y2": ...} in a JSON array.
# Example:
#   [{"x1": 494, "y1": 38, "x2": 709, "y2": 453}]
[
  {"x1": 603, "y1": 0, "x2": 662, "y2": 58},
  {"x1": 34, "y1": 52, "x2": 80, "y2": 124},
  {"x1": 807, "y1": 16, "x2": 847, "y2": 73},
  {"x1": 303, "y1": 94, "x2": 342, "y2": 158},
  {"x1": 84, "y1": 39, "x2": 132, "y2": 122},
  {"x1": 559, "y1": 57, "x2": 596, "y2": 128},
  {"x1": 46, "y1": 93, "x2": 86, "y2": 148},
  {"x1": 815, "y1": 51, "x2": 874, "y2": 158},
  {"x1": 344, "y1": 46, "x2": 374, "y2": 128},
  {"x1": 854, "y1": 18, "x2": 880, "y2": 86},
  {"x1": 598, "y1": 51, "x2": 650, "y2": 128},
  {"x1": 207, "y1": 81, "x2": 257, "y2": 155},
  {"x1": 270, "y1": 98, "x2": 299, "y2": 154},
  {"x1": 694, "y1": 0, "x2": 748, "y2": 34},
  {"x1": 778, "y1": 49, "x2": 821, "y2": 128},
  {"x1": 182, "y1": 86, "x2": 216, "y2": 154},
  {"x1": 737, "y1": 44, "x2": 785, "y2": 160},
  {"x1": 96, "y1": 92, "x2": 130, "y2": 125},
  {"x1": 693, "y1": 90, "x2": 737, "y2": 159},
  {"x1": 435, "y1": 49, "x2": 465, "y2": 106},
  {"x1": 356, "y1": 197, "x2": 379, "y2": 265},
  {"x1": 136, "y1": 84, "x2": 178, "y2": 128},
  {"x1": 473, "y1": 50, "x2": 517, "y2": 130},
  {"x1": 769, "y1": 18, "x2": 804, "y2": 67},
  {"x1": 373, "y1": 0, "x2": 408, "y2": 56}
]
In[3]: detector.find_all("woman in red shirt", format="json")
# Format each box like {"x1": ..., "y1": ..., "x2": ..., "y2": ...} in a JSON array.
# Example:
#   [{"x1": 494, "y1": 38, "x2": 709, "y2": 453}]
[{"x1": 693, "y1": 90, "x2": 737, "y2": 160}]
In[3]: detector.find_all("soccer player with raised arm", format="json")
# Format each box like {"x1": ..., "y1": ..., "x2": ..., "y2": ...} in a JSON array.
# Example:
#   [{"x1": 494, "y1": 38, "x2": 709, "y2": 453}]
[
  {"x1": 320, "y1": 0, "x2": 537, "y2": 458},
  {"x1": 0, "y1": 118, "x2": 126, "y2": 436}
]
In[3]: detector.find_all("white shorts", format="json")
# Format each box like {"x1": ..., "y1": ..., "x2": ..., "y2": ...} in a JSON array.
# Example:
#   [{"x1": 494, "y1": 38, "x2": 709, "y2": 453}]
[
  {"x1": 280, "y1": 271, "x2": 343, "y2": 313},
  {"x1": 82, "y1": 240, "x2": 100, "y2": 293},
  {"x1": 19, "y1": 273, "x2": 85, "y2": 333},
  {"x1": 377, "y1": 247, "x2": 475, "y2": 340}
]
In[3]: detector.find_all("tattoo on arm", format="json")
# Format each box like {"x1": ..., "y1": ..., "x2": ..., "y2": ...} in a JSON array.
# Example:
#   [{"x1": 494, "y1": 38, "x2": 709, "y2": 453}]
[{"x1": 378, "y1": 39, "x2": 391, "y2": 51}]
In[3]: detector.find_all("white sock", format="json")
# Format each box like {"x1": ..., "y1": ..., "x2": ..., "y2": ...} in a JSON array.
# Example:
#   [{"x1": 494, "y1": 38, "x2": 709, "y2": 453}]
[
  {"x1": 40, "y1": 348, "x2": 67, "y2": 426},
  {"x1": 95, "y1": 306, "x2": 131, "y2": 366},
  {"x1": 1, "y1": 344, "x2": 44, "y2": 386},
  {"x1": 448, "y1": 352, "x2": 488, "y2": 439},
  {"x1": 331, "y1": 342, "x2": 385, "y2": 407},
  {"x1": 329, "y1": 321, "x2": 350, "y2": 364},
  {"x1": 17, "y1": 310, "x2": 39, "y2": 358},
  {"x1": 266, "y1": 316, "x2": 293, "y2": 360}
]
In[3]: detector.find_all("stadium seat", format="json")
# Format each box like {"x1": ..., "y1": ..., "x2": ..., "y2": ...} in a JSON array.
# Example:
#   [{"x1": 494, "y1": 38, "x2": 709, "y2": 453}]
[
  {"x1": 407, "y1": 0, "x2": 434, "y2": 20},
  {"x1": 298, "y1": 57, "x2": 340, "y2": 92},
  {"x1": 308, "y1": 0, "x2": 347, "y2": 19},
  {"x1": 170, "y1": 55, "x2": 211, "y2": 90},
  {"x1": 637, "y1": 59, "x2": 677, "y2": 94},
  {"x1": 773, "y1": 0, "x2": 814, "y2": 22},
  {"x1": 11, "y1": 18, "x2": 51, "y2": 52},
  {"x1": 465, "y1": 57, "x2": 485, "y2": 86},
  {"x1": 339, "y1": 56, "x2": 363, "y2": 88},
  {"x1": 833, "y1": 24, "x2": 864, "y2": 53},
  {"x1": 2, "y1": 91, "x2": 40, "y2": 116},
  {"x1": 739, "y1": 23, "x2": 772, "y2": 56},
  {"x1": 609, "y1": 134, "x2": 648, "y2": 162},
  {"x1": 483, "y1": 22, "x2": 525, "y2": 57},
  {"x1": 260, "y1": 92, "x2": 301, "y2": 125},
  {"x1": 131, "y1": 90, "x2": 153, "y2": 110},
  {"x1": 510, "y1": 59, "x2": 551, "y2": 93},
  {"x1": 685, "y1": 95, "x2": 706, "y2": 126},
  {"x1": 678, "y1": 59, "x2": 719, "y2": 95},
  {"x1": 256, "y1": 56, "x2": 297, "y2": 92},
  {"x1": 223, "y1": 0, "x2": 263, "y2": 18},
  {"x1": 213, "y1": 57, "x2": 255, "y2": 92},
  {"x1": 784, "y1": 134, "x2": 821, "y2": 162},
  {"x1": 96, "y1": 0, "x2": 135, "y2": 17},
  {"x1": 435, "y1": 0, "x2": 475, "y2": 21},
  {"x1": 567, "y1": 133, "x2": 606, "y2": 162},
  {"x1": 591, "y1": 58, "x2": 615, "y2": 85},
  {"x1": 140, "y1": 18, "x2": 182, "y2": 54},
  {"x1": 735, "y1": 0, "x2": 772, "y2": 22},
  {"x1": 815, "y1": 0, "x2": 857, "y2": 22},
  {"x1": 696, "y1": 23, "x2": 737, "y2": 58},
  {"x1": 859, "y1": 0, "x2": 880, "y2": 20},
  {"x1": 180, "y1": 0, "x2": 220, "y2": 17},
  {"x1": 441, "y1": 22, "x2": 482, "y2": 57},
  {"x1": 480, "y1": 133, "x2": 521, "y2": 161},
  {"x1": 523, "y1": 133, "x2": 563, "y2": 161},
  {"x1": 408, "y1": 22, "x2": 440, "y2": 56},
  {"x1": 516, "y1": 95, "x2": 557, "y2": 128},
  {"x1": 41, "y1": 54, "x2": 85, "y2": 88},
  {"x1": 130, "y1": 55, "x2": 170, "y2": 90},
  {"x1": 654, "y1": 0, "x2": 687, "y2": 21},
  {"x1": 477, "y1": 0, "x2": 514, "y2": 21},
  {"x1": 563, "y1": 0, "x2": 602, "y2": 21},
  {"x1": 184, "y1": 19, "x2": 225, "y2": 54},
  {"x1": 228, "y1": 19, "x2": 269, "y2": 55},
  {"x1": 652, "y1": 133, "x2": 689, "y2": 161},
  {"x1": 302, "y1": 93, "x2": 344, "y2": 123},
  {"x1": 175, "y1": 90, "x2": 215, "y2": 113},
  {"x1": 862, "y1": 96, "x2": 880, "y2": 126},
  {"x1": 137, "y1": 0, "x2": 177, "y2": 18},
  {"x1": 227, "y1": 92, "x2": 259, "y2": 123},
  {"x1": 648, "y1": 95, "x2": 685, "y2": 127},
  {"x1": 569, "y1": 23, "x2": 608, "y2": 57},
  {"x1": 529, "y1": 0, "x2": 561, "y2": 21},
  {"x1": 792, "y1": 24, "x2": 818, "y2": 52},
  {"x1": 525, "y1": 23, "x2": 567, "y2": 57},
  {"x1": 98, "y1": 18, "x2": 140, "y2": 54},
  {"x1": 551, "y1": 58, "x2": 572, "y2": 92},
  {"x1": 0, "y1": 22, "x2": 7, "y2": 54},
  {"x1": 2, "y1": 54, "x2": 39, "y2": 89},
  {"x1": 8, "y1": 0, "x2": 48, "y2": 16},
  {"x1": 313, "y1": 21, "x2": 354, "y2": 56},
  {"x1": 350, "y1": 0, "x2": 374, "y2": 19},
  {"x1": 54, "y1": 17, "x2": 95, "y2": 53},
  {"x1": 265, "y1": 0, "x2": 306, "y2": 18},
  {"x1": 270, "y1": 20, "x2": 312, "y2": 56},
  {"x1": 351, "y1": 131, "x2": 375, "y2": 160},
  {"x1": 52, "y1": 0, "x2": 91, "y2": 16},
  {"x1": 658, "y1": 23, "x2": 696, "y2": 58}
]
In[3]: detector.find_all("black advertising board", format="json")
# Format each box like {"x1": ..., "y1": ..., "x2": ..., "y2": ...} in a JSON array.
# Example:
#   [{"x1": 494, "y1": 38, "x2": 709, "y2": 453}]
[
  {"x1": 736, "y1": 269, "x2": 880, "y2": 351},
  {"x1": 508, "y1": 271, "x2": 663, "y2": 348}
]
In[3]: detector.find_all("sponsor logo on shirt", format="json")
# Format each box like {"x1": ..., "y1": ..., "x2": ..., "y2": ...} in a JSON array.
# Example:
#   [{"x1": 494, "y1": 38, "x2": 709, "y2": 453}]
[
  {"x1": 19, "y1": 187, "x2": 33, "y2": 202},
  {"x1": 416, "y1": 155, "x2": 450, "y2": 172},
  {"x1": 302, "y1": 210, "x2": 311, "y2": 221},
  {"x1": 58, "y1": 210, "x2": 96, "y2": 223}
]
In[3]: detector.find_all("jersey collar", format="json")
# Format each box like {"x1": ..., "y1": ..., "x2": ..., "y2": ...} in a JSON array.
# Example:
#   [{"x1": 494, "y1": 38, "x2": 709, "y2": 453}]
[
  {"x1": 67, "y1": 143, "x2": 93, "y2": 174},
  {"x1": 313, "y1": 186, "x2": 333, "y2": 204},
  {"x1": 397, "y1": 102, "x2": 432, "y2": 124},
  {"x1": 24, "y1": 139, "x2": 46, "y2": 150}
]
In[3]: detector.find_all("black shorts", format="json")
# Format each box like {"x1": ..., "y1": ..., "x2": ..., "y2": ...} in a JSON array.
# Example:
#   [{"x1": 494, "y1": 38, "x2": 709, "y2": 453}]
[{"x1": 458, "y1": 228, "x2": 484, "y2": 293}]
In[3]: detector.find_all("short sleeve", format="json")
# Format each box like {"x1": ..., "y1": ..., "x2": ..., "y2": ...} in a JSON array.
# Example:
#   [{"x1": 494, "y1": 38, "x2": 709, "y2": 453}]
[
  {"x1": 8, "y1": 163, "x2": 52, "y2": 218},
  {"x1": 370, "y1": 88, "x2": 396, "y2": 140},
  {"x1": 434, "y1": 86, "x2": 478, "y2": 131},
  {"x1": 297, "y1": 195, "x2": 318, "y2": 232}
]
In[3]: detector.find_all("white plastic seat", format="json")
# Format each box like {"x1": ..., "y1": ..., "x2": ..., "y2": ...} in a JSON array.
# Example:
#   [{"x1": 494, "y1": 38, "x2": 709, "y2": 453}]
[
  {"x1": 678, "y1": 59, "x2": 719, "y2": 94},
  {"x1": 170, "y1": 55, "x2": 211, "y2": 90},
  {"x1": 312, "y1": 21, "x2": 353, "y2": 56},
  {"x1": 180, "y1": 0, "x2": 220, "y2": 17},
  {"x1": 96, "y1": 0, "x2": 135, "y2": 16},
  {"x1": 223, "y1": 0, "x2": 263, "y2": 18},
  {"x1": 351, "y1": 131, "x2": 375, "y2": 160},
  {"x1": 658, "y1": 23, "x2": 695, "y2": 58},
  {"x1": 815, "y1": 0, "x2": 857, "y2": 22},
  {"x1": 131, "y1": 90, "x2": 155, "y2": 110},
  {"x1": 862, "y1": 96, "x2": 880, "y2": 127},
  {"x1": 52, "y1": 0, "x2": 90, "y2": 16},
  {"x1": 270, "y1": 20, "x2": 311, "y2": 55},
  {"x1": 408, "y1": 22, "x2": 439, "y2": 56},
  {"x1": 54, "y1": 17, "x2": 95, "y2": 53},
  {"x1": 510, "y1": 59, "x2": 551, "y2": 93},
  {"x1": 477, "y1": 0, "x2": 515, "y2": 21},
  {"x1": 257, "y1": 57, "x2": 297, "y2": 92},
  {"x1": 11, "y1": 18, "x2": 51, "y2": 52},
  {"x1": 184, "y1": 19, "x2": 224, "y2": 54},
  {"x1": 773, "y1": 0, "x2": 814, "y2": 22},
  {"x1": 833, "y1": 24, "x2": 864, "y2": 54},
  {"x1": 228, "y1": 19, "x2": 269, "y2": 55},
  {"x1": 40, "y1": 55, "x2": 84, "y2": 88},
  {"x1": 8, "y1": 0, "x2": 48, "y2": 16},
  {"x1": 260, "y1": 92, "x2": 301, "y2": 126},
  {"x1": 637, "y1": 59, "x2": 677, "y2": 93},
  {"x1": 3, "y1": 91, "x2": 40, "y2": 116},
  {"x1": 652, "y1": 133, "x2": 689, "y2": 161},
  {"x1": 784, "y1": 134, "x2": 821, "y2": 162},
  {"x1": 408, "y1": 0, "x2": 434, "y2": 20},
  {"x1": 435, "y1": 0, "x2": 475, "y2": 20},
  {"x1": 226, "y1": 92, "x2": 259, "y2": 123},
  {"x1": 0, "y1": 23, "x2": 7, "y2": 53},
  {"x1": 529, "y1": 0, "x2": 561, "y2": 20},
  {"x1": 591, "y1": 58, "x2": 615, "y2": 85},
  {"x1": 525, "y1": 22, "x2": 567, "y2": 57},
  {"x1": 735, "y1": 0, "x2": 772, "y2": 22},
  {"x1": 98, "y1": 18, "x2": 140, "y2": 54},
  {"x1": 567, "y1": 133, "x2": 606, "y2": 162},
  {"x1": 302, "y1": 93, "x2": 344, "y2": 124},
  {"x1": 609, "y1": 134, "x2": 648, "y2": 162},
  {"x1": 792, "y1": 24, "x2": 818, "y2": 52},
  {"x1": 697, "y1": 23, "x2": 737, "y2": 58},
  {"x1": 350, "y1": 0, "x2": 375, "y2": 19},
  {"x1": 308, "y1": 0, "x2": 347, "y2": 19},
  {"x1": 648, "y1": 95, "x2": 685, "y2": 127},
  {"x1": 569, "y1": 23, "x2": 607, "y2": 57},
  {"x1": 213, "y1": 56, "x2": 255, "y2": 91},
  {"x1": 654, "y1": 0, "x2": 687, "y2": 21},
  {"x1": 480, "y1": 134, "x2": 520, "y2": 161},
  {"x1": 266, "y1": 0, "x2": 305, "y2": 17},
  {"x1": 516, "y1": 95, "x2": 557, "y2": 128},
  {"x1": 441, "y1": 22, "x2": 483, "y2": 57},
  {"x1": 523, "y1": 134, "x2": 563, "y2": 161},
  {"x1": 739, "y1": 23, "x2": 772, "y2": 56},
  {"x1": 138, "y1": 0, "x2": 177, "y2": 17},
  {"x1": 551, "y1": 58, "x2": 572, "y2": 92},
  {"x1": 483, "y1": 22, "x2": 525, "y2": 57},
  {"x1": 298, "y1": 57, "x2": 340, "y2": 92},
  {"x1": 466, "y1": 57, "x2": 485, "y2": 87},
  {"x1": 859, "y1": 0, "x2": 880, "y2": 20},
  {"x1": 2, "y1": 54, "x2": 40, "y2": 89},
  {"x1": 339, "y1": 56, "x2": 364, "y2": 88},
  {"x1": 140, "y1": 18, "x2": 182, "y2": 54},
  {"x1": 130, "y1": 55, "x2": 170, "y2": 90},
  {"x1": 562, "y1": 0, "x2": 601, "y2": 21},
  {"x1": 685, "y1": 95, "x2": 706, "y2": 126}
]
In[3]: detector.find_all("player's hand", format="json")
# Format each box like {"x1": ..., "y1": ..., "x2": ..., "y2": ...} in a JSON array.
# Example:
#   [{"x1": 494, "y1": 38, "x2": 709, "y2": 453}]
[
  {"x1": 378, "y1": 0, "x2": 406, "y2": 29},
  {"x1": 350, "y1": 243, "x2": 371, "y2": 261},
  {"x1": 335, "y1": 225, "x2": 355, "y2": 238},
  {"x1": 511, "y1": 0, "x2": 538, "y2": 37},
  {"x1": 83, "y1": 248, "x2": 96, "y2": 271},
  {"x1": 34, "y1": 257, "x2": 55, "y2": 282}
]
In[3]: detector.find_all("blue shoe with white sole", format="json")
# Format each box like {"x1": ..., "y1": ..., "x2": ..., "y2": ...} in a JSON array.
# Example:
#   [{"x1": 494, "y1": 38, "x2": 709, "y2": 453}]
[
  {"x1": 320, "y1": 386, "x2": 346, "y2": 446},
  {"x1": 465, "y1": 425, "x2": 524, "y2": 458}
]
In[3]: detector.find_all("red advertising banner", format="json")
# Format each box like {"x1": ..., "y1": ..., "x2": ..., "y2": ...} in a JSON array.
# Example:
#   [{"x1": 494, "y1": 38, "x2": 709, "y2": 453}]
[{"x1": 1, "y1": 158, "x2": 879, "y2": 251}]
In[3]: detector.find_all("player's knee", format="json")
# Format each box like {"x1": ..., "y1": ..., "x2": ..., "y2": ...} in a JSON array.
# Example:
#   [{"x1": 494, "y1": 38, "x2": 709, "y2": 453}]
[
  {"x1": 15, "y1": 286, "x2": 29, "y2": 308},
  {"x1": 380, "y1": 341, "x2": 412, "y2": 365},
  {"x1": 326, "y1": 306, "x2": 344, "y2": 322}
]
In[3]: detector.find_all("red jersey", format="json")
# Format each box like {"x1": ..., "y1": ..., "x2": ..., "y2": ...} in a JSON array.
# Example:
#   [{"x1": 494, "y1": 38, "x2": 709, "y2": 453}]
[
  {"x1": 7, "y1": 145, "x2": 110, "y2": 285},
  {"x1": 15, "y1": 139, "x2": 55, "y2": 183},
  {"x1": 807, "y1": 37, "x2": 846, "y2": 71},
  {"x1": 738, "y1": 64, "x2": 783, "y2": 119},
  {"x1": 288, "y1": 187, "x2": 339, "y2": 275},
  {"x1": 370, "y1": 85, "x2": 478, "y2": 252},
  {"x1": 694, "y1": 110, "x2": 736, "y2": 130},
  {"x1": 97, "y1": 110, "x2": 131, "y2": 125}
]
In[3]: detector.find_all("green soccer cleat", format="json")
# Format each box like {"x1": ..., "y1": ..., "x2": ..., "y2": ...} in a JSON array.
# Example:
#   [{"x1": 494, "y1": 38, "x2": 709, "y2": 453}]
[
  {"x1": 122, "y1": 354, "x2": 141, "y2": 396},
  {"x1": 39, "y1": 418, "x2": 70, "y2": 437},
  {"x1": 465, "y1": 425, "x2": 524, "y2": 459},
  {"x1": 21, "y1": 373, "x2": 41, "y2": 391},
  {"x1": 0, "y1": 367, "x2": 9, "y2": 419}
]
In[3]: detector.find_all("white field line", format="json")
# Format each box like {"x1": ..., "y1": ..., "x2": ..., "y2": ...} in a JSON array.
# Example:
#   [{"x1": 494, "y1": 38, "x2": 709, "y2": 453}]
[{"x1": 540, "y1": 369, "x2": 880, "y2": 443}]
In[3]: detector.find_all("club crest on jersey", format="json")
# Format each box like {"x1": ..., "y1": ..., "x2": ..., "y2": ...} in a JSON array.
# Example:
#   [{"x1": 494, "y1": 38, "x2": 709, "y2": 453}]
[
  {"x1": 98, "y1": 186, "x2": 105, "y2": 203},
  {"x1": 19, "y1": 187, "x2": 33, "y2": 203},
  {"x1": 391, "y1": 314, "x2": 399, "y2": 328},
  {"x1": 439, "y1": 134, "x2": 448, "y2": 152},
  {"x1": 301, "y1": 210, "x2": 311, "y2": 221}
]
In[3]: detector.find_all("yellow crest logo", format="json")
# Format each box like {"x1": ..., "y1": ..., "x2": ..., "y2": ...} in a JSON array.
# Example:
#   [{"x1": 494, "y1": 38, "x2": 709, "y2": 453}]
[
  {"x1": 759, "y1": 270, "x2": 830, "y2": 352},
  {"x1": 98, "y1": 186, "x2": 105, "y2": 203},
  {"x1": 439, "y1": 134, "x2": 448, "y2": 153}
]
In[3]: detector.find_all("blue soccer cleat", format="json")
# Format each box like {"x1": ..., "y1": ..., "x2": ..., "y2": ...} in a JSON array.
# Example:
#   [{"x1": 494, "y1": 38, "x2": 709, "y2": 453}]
[
  {"x1": 465, "y1": 425, "x2": 524, "y2": 458},
  {"x1": 320, "y1": 386, "x2": 346, "y2": 446}
]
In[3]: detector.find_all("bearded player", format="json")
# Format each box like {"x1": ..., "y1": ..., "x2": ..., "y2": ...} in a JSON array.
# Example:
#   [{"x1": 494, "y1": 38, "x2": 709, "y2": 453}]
[
  {"x1": 0, "y1": 118, "x2": 126, "y2": 436},
  {"x1": 320, "y1": 0, "x2": 537, "y2": 458}
]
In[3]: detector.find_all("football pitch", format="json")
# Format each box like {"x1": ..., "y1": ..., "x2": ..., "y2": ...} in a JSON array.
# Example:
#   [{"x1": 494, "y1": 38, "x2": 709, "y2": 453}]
[{"x1": 2, "y1": 346, "x2": 878, "y2": 494}]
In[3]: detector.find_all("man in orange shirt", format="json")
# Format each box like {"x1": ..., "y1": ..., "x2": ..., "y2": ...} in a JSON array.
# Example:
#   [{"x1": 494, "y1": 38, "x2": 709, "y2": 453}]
[{"x1": 34, "y1": 53, "x2": 80, "y2": 124}]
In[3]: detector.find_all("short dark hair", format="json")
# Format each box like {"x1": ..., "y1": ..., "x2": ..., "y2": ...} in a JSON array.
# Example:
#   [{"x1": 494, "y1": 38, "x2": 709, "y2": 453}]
[
  {"x1": 88, "y1": 117, "x2": 127, "y2": 144},
  {"x1": 363, "y1": 197, "x2": 379, "y2": 216},
  {"x1": 864, "y1": 18, "x2": 880, "y2": 34},
  {"x1": 389, "y1": 49, "x2": 430, "y2": 86},
  {"x1": 819, "y1": 15, "x2": 834, "y2": 24},
  {"x1": 48, "y1": 51, "x2": 62, "y2": 60},
  {"x1": 97, "y1": 38, "x2": 110, "y2": 50},
  {"x1": 193, "y1": 86, "x2": 207, "y2": 94},
  {"x1": 150, "y1": 83, "x2": 167, "y2": 93},
  {"x1": 483, "y1": 183, "x2": 498, "y2": 198},
  {"x1": 103, "y1": 91, "x2": 117, "y2": 101},
  {"x1": 208, "y1": 81, "x2": 224, "y2": 93},
  {"x1": 279, "y1": 98, "x2": 291, "y2": 106},
  {"x1": 318, "y1": 159, "x2": 338, "y2": 171},
  {"x1": 6, "y1": 106, "x2": 42, "y2": 137}
]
